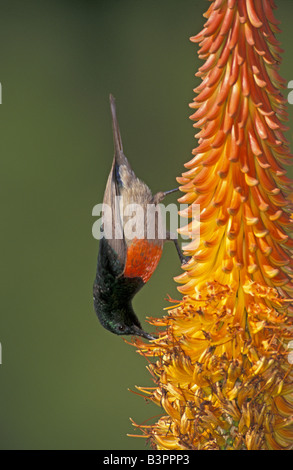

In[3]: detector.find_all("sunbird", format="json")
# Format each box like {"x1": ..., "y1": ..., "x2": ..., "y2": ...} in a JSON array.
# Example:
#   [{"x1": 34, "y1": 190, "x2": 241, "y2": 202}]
[{"x1": 93, "y1": 95, "x2": 187, "y2": 340}]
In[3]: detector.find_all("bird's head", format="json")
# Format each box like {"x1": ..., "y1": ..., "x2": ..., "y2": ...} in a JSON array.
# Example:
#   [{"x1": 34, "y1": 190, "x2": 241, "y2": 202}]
[{"x1": 95, "y1": 299, "x2": 156, "y2": 340}]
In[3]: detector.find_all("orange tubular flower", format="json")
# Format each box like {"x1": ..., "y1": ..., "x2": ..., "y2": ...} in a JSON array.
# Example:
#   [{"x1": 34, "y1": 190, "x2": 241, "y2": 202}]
[{"x1": 131, "y1": 0, "x2": 293, "y2": 450}]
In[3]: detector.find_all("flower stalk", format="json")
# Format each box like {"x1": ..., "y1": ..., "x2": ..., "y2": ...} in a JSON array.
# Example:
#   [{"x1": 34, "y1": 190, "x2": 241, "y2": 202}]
[{"x1": 131, "y1": 0, "x2": 293, "y2": 450}]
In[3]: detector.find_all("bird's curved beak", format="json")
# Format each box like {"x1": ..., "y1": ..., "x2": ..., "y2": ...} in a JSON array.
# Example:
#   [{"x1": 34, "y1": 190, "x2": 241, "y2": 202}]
[{"x1": 132, "y1": 325, "x2": 157, "y2": 341}]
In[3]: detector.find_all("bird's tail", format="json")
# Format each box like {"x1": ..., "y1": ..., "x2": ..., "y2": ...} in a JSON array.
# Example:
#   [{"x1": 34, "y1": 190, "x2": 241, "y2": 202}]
[{"x1": 109, "y1": 94, "x2": 130, "y2": 168}]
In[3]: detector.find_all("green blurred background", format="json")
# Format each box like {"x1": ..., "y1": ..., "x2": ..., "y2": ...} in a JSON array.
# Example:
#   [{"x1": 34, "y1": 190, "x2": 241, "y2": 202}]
[{"x1": 1, "y1": 0, "x2": 293, "y2": 450}]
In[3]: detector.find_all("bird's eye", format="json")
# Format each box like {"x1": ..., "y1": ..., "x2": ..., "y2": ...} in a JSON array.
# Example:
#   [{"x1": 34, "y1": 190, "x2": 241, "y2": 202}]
[{"x1": 118, "y1": 324, "x2": 125, "y2": 332}]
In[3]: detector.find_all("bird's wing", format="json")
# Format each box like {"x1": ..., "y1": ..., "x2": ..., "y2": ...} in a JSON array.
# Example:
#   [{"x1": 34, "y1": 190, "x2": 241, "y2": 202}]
[
  {"x1": 100, "y1": 94, "x2": 130, "y2": 269},
  {"x1": 102, "y1": 158, "x2": 127, "y2": 269}
]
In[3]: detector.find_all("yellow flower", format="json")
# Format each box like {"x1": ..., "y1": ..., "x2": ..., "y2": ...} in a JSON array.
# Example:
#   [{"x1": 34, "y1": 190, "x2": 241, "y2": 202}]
[{"x1": 130, "y1": 0, "x2": 293, "y2": 450}]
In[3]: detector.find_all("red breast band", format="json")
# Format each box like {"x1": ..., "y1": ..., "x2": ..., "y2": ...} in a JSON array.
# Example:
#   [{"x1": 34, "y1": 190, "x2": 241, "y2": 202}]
[{"x1": 123, "y1": 238, "x2": 163, "y2": 283}]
